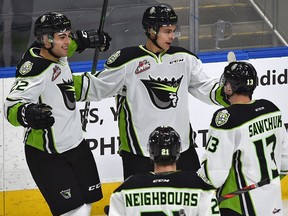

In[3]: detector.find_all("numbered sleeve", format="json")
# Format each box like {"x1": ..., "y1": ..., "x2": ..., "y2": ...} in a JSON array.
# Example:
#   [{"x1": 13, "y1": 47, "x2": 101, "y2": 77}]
[
  {"x1": 198, "y1": 126, "x2": 235, "y2": 188},
  {"x1": 4, "y1": 75, "x2": 45, "y2": 126},
  {"x1": 198, "y1": 195, "x2": 220, "y2": 216}
]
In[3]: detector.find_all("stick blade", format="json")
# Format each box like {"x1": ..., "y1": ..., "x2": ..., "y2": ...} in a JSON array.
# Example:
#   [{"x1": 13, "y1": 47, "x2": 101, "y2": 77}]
[{"x1": 227, "y1": 51, "x2": 236, "y2": 63}]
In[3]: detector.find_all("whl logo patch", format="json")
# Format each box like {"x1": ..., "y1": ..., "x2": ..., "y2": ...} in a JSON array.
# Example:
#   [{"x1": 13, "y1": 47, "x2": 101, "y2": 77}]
[
  {"x1": 52, "y1": 65, "x2": 61, "y2": 81},
  {"x1": 135, "y1": 59, "x2": 150, "y2": 74}
]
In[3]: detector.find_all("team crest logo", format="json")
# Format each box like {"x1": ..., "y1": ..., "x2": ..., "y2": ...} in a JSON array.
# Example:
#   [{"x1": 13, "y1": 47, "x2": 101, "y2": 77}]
[
  {"x1": 60, "y1": 189, "x2": 71, "y2": 199},
  {"x1": 135, "y1": 60, "x2": 150, "y2": 74},
  {"x1": 141, "y1": 75, "x2": 183, "y2": 109},
  {"x1": 215, "y1": 110, "x2": 230, "y2": 126},
  {"x1": 52, "y1": 65, "x2": 61, "y2": 81},
  {"x1": 107, "y1": 50, "x2": 120, "y2": 65},
  {"x1": 19, "y1": 61, "x2": 33, "y2": 75},
  {"x1": 57, "y1": 79, "x2": 75, "y2": 110}
]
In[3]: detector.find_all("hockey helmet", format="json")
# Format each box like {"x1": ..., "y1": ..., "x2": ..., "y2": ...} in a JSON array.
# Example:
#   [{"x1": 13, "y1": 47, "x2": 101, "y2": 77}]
[
  {"x1": 221, "y1": 61, "x2": 257, "y2": 94},
  {"x1": 142, "y1": 5, "x2": 178, "y2": 37},
  {"x1": 148, "y1": 126, "x2": 181, "y2": 165},
  {"x1": 34, "y1": 12, "x2": 71, "y2": 41}
]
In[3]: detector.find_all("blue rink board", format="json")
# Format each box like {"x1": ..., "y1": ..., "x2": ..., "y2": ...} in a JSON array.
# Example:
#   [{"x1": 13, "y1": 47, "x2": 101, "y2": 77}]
[{"x1": 1, "y1": 46, "x2": 288, "y2": 78}]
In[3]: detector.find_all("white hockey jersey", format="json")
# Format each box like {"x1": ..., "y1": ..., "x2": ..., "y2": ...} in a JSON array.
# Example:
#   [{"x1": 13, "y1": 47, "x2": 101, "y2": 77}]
[
  {"x1": 5, "y1": 46, "x2": 83, "y2": 153},
  {"x1": 74, "y1": 45, "x2": 226, "y2": 157},
  {"x1": 109, "y1": 171, "x2": 220, "y2": 216},
  {"x1": 198, "y1": 99, "x2": 288, "y2": 215}
]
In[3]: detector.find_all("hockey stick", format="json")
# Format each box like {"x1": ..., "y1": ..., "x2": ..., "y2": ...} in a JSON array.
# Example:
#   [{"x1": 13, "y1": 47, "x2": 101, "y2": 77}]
[
  {"x1": 217, "y1": 178, "x2": 270, "y2": 203},
  {"x1": 227, "y1": 51, "x2": 236, "y2": 63},
  {"x1": 82, "y1": 0, "x2": 109, "y2": 131},
  {"x1": 91, "y1": 0, "x2": 109, "y2": 75}
]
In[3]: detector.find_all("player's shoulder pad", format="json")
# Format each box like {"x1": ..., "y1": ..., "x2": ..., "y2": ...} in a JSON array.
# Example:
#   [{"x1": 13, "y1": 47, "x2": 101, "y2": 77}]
[
  {"x1": 105, "y1": 46, "x2": 147, "y2": 68},
  {"x1": 167, "y1": 171, "x2": 215, "y2": 190},
  {"x1": 166, "y1": 46, "x2": 199, "y2": 59},
  {"x1": 258, "y1": 98, "x2": 280, "y2": 111},
  {"x1": 211, "y1": 99, "x2": 281, "y2": 129},
  {"x1": 113, "y1": 174, "x2": 142, "y2": 192},
  {"x1": 16, "y1": 47, "x2": 52, "y2": 78},
  {"x1": 211, "y1": 105, "x2": 250, "y2": 129}
]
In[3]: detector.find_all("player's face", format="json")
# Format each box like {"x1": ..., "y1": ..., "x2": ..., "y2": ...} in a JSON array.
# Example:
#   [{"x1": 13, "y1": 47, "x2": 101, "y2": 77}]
[
  {"x1": 51, "y1": 31, "x2": 71, "y2": 57},
  {"x1": 157, "y1": 25, "x2": 178, "y2": 50}
]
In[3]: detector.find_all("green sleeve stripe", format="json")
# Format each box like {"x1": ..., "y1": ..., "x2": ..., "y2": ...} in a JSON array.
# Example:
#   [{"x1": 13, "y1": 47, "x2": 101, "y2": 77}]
[
  {"x1": 73, "y1": 74, "x2": 82, "y2": 101},
  {"x1": 7, "y1": 102, "x2": 24, "y2": 126}
]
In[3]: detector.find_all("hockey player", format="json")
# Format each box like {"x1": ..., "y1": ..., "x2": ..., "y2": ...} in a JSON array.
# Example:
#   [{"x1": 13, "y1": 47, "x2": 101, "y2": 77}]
[
  {"x1": 108, "y1": 126, "x2": 220, "y2": 216},
  {"x1": 73, "y1": 4, "x2": 229, "y2": 180},
  {"x1": 198, "y1": 61, "x2": 288, "y2": 215},
  {"x1": 4, "y1": 12, "x2": 111, "y2": 216}
]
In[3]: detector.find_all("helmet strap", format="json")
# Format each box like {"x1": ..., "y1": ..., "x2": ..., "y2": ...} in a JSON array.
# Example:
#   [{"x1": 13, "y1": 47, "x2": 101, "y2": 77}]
[
  {"x1": 47, "y1": 47, "x2": 61, "y2": 59},
  {"x1": 151, "y1": 37, "x2": 163, "y2": 50},
  {"x1": 148, "y1": 28, "x2": 164, "y2": 51},
  {"x1": 42, "y1": 43, "x2": 61, "y2": 59},
  {"x1": 42, "y1": 34, "x2": 61, "y2": 59}
]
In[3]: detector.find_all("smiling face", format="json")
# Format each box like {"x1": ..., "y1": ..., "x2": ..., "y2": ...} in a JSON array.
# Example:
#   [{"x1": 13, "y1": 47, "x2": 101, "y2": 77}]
[
  {"x1": 41, "y1": 31, "x2": 71, "y2": 61},
  {"x1": 49, "y1": 31, "x2": 71, "y2": 57},
  {"x1": 51, "y1": 31, "x2": 71, "y2": 57}
]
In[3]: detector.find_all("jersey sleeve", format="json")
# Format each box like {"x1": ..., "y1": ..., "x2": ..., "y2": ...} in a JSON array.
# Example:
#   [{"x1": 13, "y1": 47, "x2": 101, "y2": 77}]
[
  {"x1": 73, "y1": 65, "x2": 126, "y2": 102},
  {"x1": 109, "y1": 192, "x2": 126, "y2": 216},
  {"x1": 198, "y1": 193, "x2": 220, "y2": 216},
  {"x1": 186, "y1": 56, "x2": 229, "y2": 107},
  {"x1": 198, "y1": 110, "x2": 236, "y2": 188},
  {"x1": 4, "y1": 71, "x2": 46, "y2": 126}
]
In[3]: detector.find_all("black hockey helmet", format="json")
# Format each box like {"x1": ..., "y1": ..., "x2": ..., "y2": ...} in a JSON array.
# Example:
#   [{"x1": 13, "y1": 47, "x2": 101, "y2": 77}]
[
  {"x1": 142, "y1": 5, "x2": 178, "y2": 37},
  {"x1": 34, "y1": 12, "x2": 71, "y2": 42},
  {"x1": 148, "y1": 126, "x2": 181, "y2": 165},
  {"x1": 221, "y1": 61, "x2": 257, "y2": 94}
]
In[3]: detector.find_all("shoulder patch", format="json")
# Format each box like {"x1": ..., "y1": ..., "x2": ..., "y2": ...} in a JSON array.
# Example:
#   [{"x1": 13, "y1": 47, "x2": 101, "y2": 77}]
[
  {"x1": 107, "y1": 50, "x2": 121, "y2": 65},
  {"x1": 215, "y1": 109, "x2": 230, "y2": 126},
  {"x1": 19, "y1": 61, "x2": 33, "y2": 75}
]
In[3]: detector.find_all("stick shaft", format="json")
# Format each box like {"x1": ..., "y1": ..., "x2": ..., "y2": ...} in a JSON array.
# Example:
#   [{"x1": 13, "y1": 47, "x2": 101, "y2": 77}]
[
  {"x1": 217, "y1": 178, "x2": 270, "y2": 203},
  {"x1": 82, "y1": 0, "x2": 109, "y2": 131},
  {"x1": 91, "y1": 0, "x2": 109, "y2": 74}
]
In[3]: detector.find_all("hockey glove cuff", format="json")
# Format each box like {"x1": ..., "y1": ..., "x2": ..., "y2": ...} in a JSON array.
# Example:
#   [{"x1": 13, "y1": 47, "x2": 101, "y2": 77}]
[
  {"x1": 75, "y1": 29, "x2": 111, "y2": 53},
  {"x1": 18, "y1": 103, "x2": 55, "y2": 129}
]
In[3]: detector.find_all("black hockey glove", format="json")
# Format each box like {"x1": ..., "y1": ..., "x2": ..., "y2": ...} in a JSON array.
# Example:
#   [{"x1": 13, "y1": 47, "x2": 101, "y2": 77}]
[
  {"x1": 18, "y1": 103, "x2": 55, "y2": 129},
  {"x1": 75, "y1": 29, "x2": 111, "y2": 53}
]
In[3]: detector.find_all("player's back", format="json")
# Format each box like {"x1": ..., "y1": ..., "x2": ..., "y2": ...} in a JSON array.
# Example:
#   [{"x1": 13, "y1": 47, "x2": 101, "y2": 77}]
[
  {"x1": 206, "y1": 99, "x2": 288, "y2": 215},
  {"x1": 109, "y1": 171, "x2": 220, "y2": 216}
]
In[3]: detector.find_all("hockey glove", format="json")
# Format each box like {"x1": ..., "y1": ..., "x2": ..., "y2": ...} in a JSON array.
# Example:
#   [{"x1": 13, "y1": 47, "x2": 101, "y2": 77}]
[
  {"x1": 18, "y1": 103, "x2": 55, "y2": 129},
  {"x1": 75, "y1": 29, "x2": 111, "y2": 53}
]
